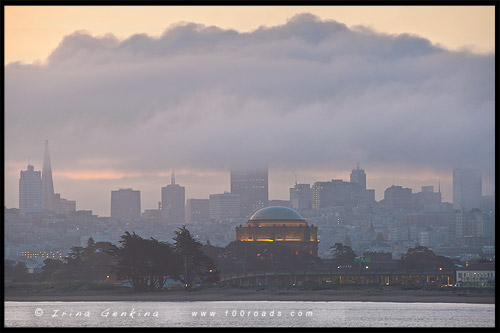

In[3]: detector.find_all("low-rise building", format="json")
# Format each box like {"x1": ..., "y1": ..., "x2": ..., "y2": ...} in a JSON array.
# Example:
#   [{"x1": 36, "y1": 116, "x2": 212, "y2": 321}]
[{"x1": 456, "y1": 263, "x2": 495, "y2": 288}]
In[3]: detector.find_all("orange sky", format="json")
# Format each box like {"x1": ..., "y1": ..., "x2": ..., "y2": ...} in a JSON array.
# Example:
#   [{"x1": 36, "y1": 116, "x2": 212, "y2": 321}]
[{"x1": 5, "y1": 6, "x2": 495, "y2": 64}]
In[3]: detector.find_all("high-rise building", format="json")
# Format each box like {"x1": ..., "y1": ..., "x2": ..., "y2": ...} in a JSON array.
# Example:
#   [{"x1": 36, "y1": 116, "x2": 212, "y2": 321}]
[
  {"x1": 186, "y1": 199, "x2": 209, "y2": 224},
  {"x1": 290, "y1": 183, "x2": 312, "y2": 211},
  {"x1": 230, "y1": 166, "x2": 268, "y2": 218},
  {"x1": 312, "y1": 180, "x2": 360, "y2": 209},
  {"x1": 161, "y1": 172, "x2": 185, "y2": 223},
  {"x1": 111, "y1": 188, "x2": 141, "y2": 219},
  {"x1": 453, "y1": 168, "x2": 482, "y2": 212},
  {"x1": 209, "y1": 192, "x2": 240, "y2": 221},
  {"x1": 19, "y1": 164, "x2": 42, "y2": 213},
  {"x1": 350, "y1": 163, "x2": 366, "y2": 191},
  {"x1": 412, "y1": 185, "x2": 442, "y2": 211},
  {"x1": 382, "y1": 185, "x2": 412, "y2": 210},
  {"x1": 42, "y1": 140, "x2": 56, "y2": 211}
]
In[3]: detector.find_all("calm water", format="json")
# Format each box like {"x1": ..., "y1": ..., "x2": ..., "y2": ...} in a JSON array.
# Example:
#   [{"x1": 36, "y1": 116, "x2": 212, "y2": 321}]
[{"x1": 4, "y1": 301, "x2": 495, "y2": 327}]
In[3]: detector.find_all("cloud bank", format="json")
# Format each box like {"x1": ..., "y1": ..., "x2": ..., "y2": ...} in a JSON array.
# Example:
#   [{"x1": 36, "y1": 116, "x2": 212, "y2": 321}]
[{"x1": 5, "y1": 13, "x2": 495, "y2": 211}]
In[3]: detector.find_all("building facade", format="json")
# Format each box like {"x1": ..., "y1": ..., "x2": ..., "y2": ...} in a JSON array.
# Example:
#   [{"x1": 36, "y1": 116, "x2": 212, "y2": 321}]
[
  {"x1": 350, "y1": 164, "x2": 366, "y2": 191},
  {"x1": 382, "y1": 185, "x2": 412, "y2": 210},
  {"x1": 209, "y1": 192, "x2": 240, "y2": 221},
  {"x1": 186, "y1": 199, "x2": 209, "y2": 224},
  {"x1": 290, "y1": 183, "x2": 312, "y2": 211},
  {"x1": 111, "y1": 188, "x2": 141, "y2": 220},
  {"x1": 453, "y1": 168, "x2": 482, "y2": 212},
  {"x1": 236, "y1": 206, "x2": 319, "y2": 256},
  {"x1": 312, "y1": 180, "x2": 360, "y2": 209},
  {"x1": 19, "y1": 164, "x2": 42, "y2": 213},
  {"x1": 161, "y1": 173, "x2": 185, "y2": 223},
  {"x1": 230, "y1": 167, "x2": 268, "y2": 218},
  {"x1": 456, "y1": 263, "x2": 495, "y2": 288}
]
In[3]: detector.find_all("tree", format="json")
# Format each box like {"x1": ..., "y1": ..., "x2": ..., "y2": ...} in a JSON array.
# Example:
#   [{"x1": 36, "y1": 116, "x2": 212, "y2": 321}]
[
  {"x1": 174, "y1": 226, "x2": 217, "y2": 291},
  {"x1": 331, "y1": 243, "x2": 357, "y2": 265},
  {"x1": 40, "y1": 259, "x2": 65, "y2": 282},
  {"x1": 398, "y1": 246, "x2": 454, "y2": 271},
  {"x1": 10, "y1": 261, "x2": 31, "y2": 282},
  {"x1": 62, "y1": 239, "x2": 116, "y2": 281},
  {"x1": 110, "y1": 232, "x2": 181, "y2": 292}
]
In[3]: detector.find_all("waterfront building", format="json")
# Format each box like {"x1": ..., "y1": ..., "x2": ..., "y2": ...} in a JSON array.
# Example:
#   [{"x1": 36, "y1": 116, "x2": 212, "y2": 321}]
[
  {"x1": 456, "y1": 263, "x2": 495, "y2": 288},
  {"x1": 236, "y1": 206, "x2": 319, "y2": 256}
]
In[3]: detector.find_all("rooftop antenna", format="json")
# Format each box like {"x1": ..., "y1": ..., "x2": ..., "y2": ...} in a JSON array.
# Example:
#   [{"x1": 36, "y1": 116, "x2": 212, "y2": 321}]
[
  {"x1": 171, "y1": 170, "x2": 175, "y2": 185},
  {"x1": 295, "y1": 173, "x2": 298, "y2": 186},
  {"x1": 392, "y1": 176, "x2": 395, "y2": 186},
  {"x1": 357, "y1": 160, "x2": 360, "y2": 170}
]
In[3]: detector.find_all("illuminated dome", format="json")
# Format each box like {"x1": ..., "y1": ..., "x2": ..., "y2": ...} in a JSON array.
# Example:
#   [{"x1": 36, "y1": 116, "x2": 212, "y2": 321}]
[{"x1": 249, "y1": 206, "x2": 304, "y2": 221}]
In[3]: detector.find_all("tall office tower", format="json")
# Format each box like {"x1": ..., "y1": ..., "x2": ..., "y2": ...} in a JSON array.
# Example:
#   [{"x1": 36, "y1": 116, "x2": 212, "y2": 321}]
[
  {"x1": 453, "y1": 168, "x2": 482, "y2": 212},
  {"x1": 350, "y1": 163, "x2": 366, "y2": 191},
  {"x1": 19, "y1": 164, "x2": 42, "y2": 213},
  {"x1": 161, "y1": 172, "x2": 185, "y2": 223},
  {"x1": 111, "y1": 188, "x2": 141, "y2": 219},
  {"x1": 230, "y1": 166, "x2": 268, "y2": 218},
  {"x1": 412, "y1": 185, "x2": 442, "y2": 211},
  {"x1": 209, "y1": 192, "x2": 240, "y2": 221},
  {"x1": 185, "y1": 199, "x2": 209, "y2": 224},
  {"x1": 312, "y1": 180, "x2": 360, "y2": 209},
  {"x1": 290, "y1": 183, "x2": 312, "y2": 211},
  {"x1": 383, "y1": 185, "x2": 412, "y2": 210},
  {"x1": 42, "y1": 140, "x2": 56, "y2": 211}
]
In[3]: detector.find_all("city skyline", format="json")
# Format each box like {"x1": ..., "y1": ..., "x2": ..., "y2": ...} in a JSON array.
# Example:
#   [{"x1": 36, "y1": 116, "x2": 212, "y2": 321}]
[
  {"x1": 11, "y1": 148, "x2": 491, "y2": 217},
  {"x1": 5, "y1": 7, "x2": 495, "y2": 216}
]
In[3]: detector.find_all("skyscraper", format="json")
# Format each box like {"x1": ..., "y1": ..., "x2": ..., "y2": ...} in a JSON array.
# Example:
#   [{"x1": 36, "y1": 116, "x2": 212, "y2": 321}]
[
  {"x1": 111, "y1": 188, "x2": 141, "y2": 219},
  {"x1": 350, "y1": 163, "x2": 366, "y2": 191},
  {"x1": 209, "y1": 192, "x2": 240, "y2": 221},
  {"x1": 290, "y1": 183, "x2": 312, "y2": 211},
  {"x1": 312, "y1": 180, "x2": 360, "y2": 209},
  {"x1": 382, "y1": 185, "x2": 412, "y2": 210},
  {"x1": 230, "y1": 166, "x2": 268, "y2": 218},
  {"x1": 42, "y1": 140, "x2": 56, "y2": 211},
  {"x1": 185, "y1": 199, "x2": 209, "y2": 224},
  {"x1": 161, "y1": 172, "x2": 185, "y2": 223},
  {"x1": 453, "y1": 168, "x2": 482, "y2": 212},
  {"x1": 19, "y1": 164, "x2": 42, "y2": 213}
]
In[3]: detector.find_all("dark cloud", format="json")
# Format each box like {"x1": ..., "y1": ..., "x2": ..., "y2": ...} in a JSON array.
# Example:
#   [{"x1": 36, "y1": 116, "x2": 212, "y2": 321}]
[{"x1": 6, "y1": 13, "x2": 495, "y2": 195}]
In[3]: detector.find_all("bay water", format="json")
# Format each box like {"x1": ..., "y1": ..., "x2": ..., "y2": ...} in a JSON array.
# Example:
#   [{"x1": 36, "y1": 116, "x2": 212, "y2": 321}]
[{"x1": 4, "y1": 301, "x2": 495, "y2": 327}]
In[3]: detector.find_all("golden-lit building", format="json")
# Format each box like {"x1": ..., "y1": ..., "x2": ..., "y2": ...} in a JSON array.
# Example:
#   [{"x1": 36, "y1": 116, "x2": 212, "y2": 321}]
[{"x1": 236, "y1": 206, "x2": 318, "y2": 256}]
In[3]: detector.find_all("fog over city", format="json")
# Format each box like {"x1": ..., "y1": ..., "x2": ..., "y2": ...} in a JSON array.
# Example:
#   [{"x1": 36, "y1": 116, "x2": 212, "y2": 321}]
[{"x1": 5, "y1": 13, "x2": 494, "y2": 216}]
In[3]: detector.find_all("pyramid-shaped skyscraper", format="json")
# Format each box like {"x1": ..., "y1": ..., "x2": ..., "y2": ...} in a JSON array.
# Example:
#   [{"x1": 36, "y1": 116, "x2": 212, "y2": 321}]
[{"x1": 42, "y1": 139, "x2": 55, "y2": 211}]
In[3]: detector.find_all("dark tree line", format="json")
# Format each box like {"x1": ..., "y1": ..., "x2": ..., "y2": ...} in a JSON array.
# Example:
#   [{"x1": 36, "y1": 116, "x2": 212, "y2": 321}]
[
  {"x1": 330, "y1": 242, "x2": 455, "y2": 272},
  {"x1": 398, "y1": 246, "x2": 454, "y2": 271}
]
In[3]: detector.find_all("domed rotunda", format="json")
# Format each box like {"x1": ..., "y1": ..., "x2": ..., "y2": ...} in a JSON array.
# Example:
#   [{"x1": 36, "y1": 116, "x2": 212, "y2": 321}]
[{"x1": 236, "y1": 206, "x2": 318, "y2": 256}]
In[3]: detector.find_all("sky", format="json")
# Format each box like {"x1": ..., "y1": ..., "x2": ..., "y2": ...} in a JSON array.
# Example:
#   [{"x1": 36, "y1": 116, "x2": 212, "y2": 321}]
[{"x1": 4, "y1": 6, "x2": 495, "y2": 216}]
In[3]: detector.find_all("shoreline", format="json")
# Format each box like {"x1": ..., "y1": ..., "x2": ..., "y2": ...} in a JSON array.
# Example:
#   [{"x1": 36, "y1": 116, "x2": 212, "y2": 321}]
[{"x1": 5, "y1": 287, "x2": 495, "y2": 304}]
